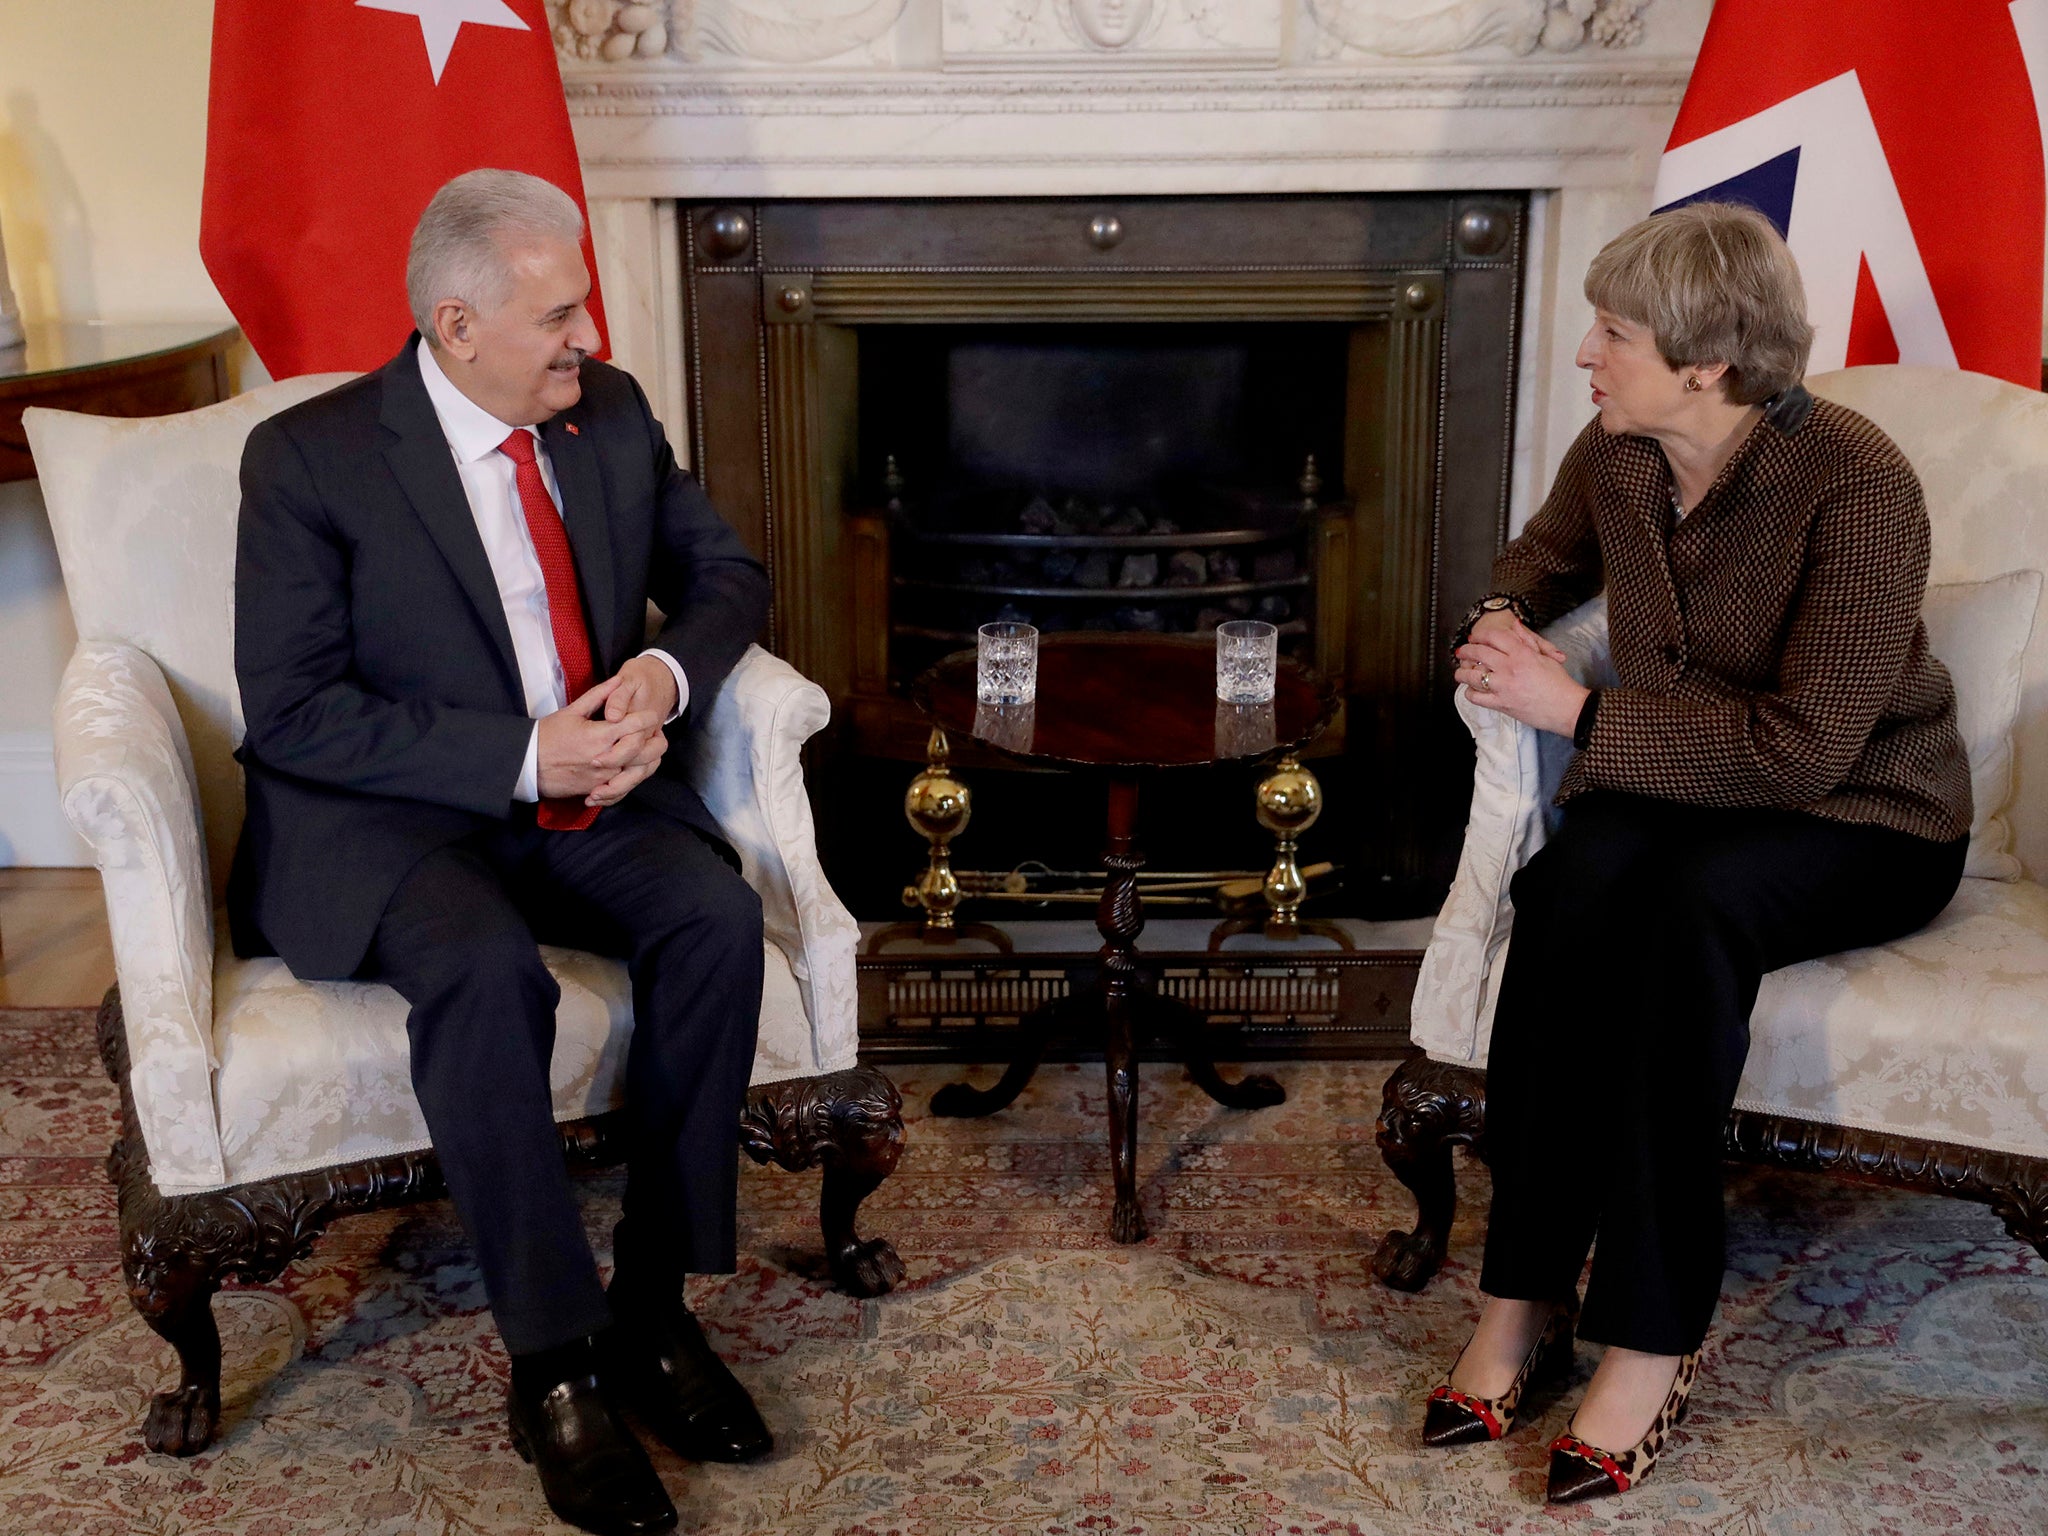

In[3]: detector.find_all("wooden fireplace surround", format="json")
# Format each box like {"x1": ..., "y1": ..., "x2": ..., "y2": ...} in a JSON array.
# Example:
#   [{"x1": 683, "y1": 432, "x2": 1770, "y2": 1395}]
[{"x1": 679, "y1": 195, "x2": 1526, "y2": 915}]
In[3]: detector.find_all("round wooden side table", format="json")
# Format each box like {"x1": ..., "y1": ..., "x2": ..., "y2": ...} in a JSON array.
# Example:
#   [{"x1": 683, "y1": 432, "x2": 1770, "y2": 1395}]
[
  {"x1": 913, "y1": 633, "x2": 1337, "y2": 1242},
  {"x1": 1, "y1": 322, "x2": 240, "y2": 482}
]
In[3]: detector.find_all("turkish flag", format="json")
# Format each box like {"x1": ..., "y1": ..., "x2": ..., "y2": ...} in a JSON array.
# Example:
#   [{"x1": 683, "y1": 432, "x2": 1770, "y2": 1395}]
[
  {"x1": 201, "y1": 0, "x2": 606, "y2": 379},
  {"x1": 1654, "y1": 0, "x2": 2048, "y2": 387}
]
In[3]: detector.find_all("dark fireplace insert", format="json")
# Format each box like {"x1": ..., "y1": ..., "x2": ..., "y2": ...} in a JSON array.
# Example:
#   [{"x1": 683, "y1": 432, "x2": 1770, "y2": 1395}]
[{"x1": 678, "y1": 194, "x2": 1524, "y2": 926}]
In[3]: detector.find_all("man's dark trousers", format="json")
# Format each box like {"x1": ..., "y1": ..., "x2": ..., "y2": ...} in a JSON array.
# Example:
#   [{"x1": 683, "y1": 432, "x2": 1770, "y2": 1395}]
[{"x1": 366, "y1": 801, "x2": 764, "y2": 1356}]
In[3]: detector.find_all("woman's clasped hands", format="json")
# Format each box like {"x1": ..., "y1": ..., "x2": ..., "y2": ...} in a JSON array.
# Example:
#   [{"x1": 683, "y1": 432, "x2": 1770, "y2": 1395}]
[{"x1": 1453, "y1": 609, "x2": 1590, "y2": 740}]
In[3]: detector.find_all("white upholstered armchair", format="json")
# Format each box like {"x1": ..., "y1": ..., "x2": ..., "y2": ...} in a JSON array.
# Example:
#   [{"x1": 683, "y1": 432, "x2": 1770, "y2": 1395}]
[
  {"x1": 24, "y1": 378, "x2": 905, "y2": 1457},
  {"x1": 1375, "y1": 365, "x2": 2048, "y2": 1290}
]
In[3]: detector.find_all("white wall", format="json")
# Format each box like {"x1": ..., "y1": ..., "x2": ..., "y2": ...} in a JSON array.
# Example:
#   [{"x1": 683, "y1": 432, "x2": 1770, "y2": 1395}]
[{"x1": 0, "y1": 1, "x2": 234, "y2": 863}]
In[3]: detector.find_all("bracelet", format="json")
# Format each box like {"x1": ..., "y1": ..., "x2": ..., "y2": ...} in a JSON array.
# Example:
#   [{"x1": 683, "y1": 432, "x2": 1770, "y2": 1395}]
[{"x1": 1452, "y1": 592, "x2": 1535, "y2": 651}]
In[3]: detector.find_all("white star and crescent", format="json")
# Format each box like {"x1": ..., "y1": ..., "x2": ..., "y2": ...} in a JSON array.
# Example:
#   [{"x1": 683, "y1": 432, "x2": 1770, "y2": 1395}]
[{"x1": 356, "y1": 0, "x2": 530, "y2": 86}]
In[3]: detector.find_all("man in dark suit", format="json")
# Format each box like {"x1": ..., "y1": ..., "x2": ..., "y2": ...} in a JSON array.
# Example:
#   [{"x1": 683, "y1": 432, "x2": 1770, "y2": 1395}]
[{"x1": 231, "y1": 169, "x2": 772, "y2": 1536}]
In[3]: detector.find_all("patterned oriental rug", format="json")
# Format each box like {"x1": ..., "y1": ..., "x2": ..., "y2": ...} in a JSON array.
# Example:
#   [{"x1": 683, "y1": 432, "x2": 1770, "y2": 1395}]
[{"x1": 3, "y1": 1005, "x2": 2046, "y2": 1535}]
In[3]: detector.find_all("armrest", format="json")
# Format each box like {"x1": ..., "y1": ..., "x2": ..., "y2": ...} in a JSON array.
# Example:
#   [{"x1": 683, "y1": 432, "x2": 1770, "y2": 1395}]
[
  {"x1": 678, "y1": 645, "x2": 860, "y2": 1078},
  {"x1": 1411, "y1": 597, "x2": 1613, "y2": 1066},
  {"x1": 53, "y1": 641, "x2": 227, "y2": 1189}
]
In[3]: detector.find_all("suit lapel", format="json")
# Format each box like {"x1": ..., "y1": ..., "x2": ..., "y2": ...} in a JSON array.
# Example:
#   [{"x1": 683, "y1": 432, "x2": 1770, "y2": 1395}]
[
  {"x1": 376, "y1": 340, "x2": 523, "y2": 696},
  {"x1": 541, "y1": 410, "x2": 616, "y2": 673}
]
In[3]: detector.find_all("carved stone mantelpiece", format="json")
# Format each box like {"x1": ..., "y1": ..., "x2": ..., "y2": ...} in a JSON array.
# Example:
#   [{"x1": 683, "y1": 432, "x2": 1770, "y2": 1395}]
[{"x1": 567, "y1": 0, "x2": 1711, "y2": 544}]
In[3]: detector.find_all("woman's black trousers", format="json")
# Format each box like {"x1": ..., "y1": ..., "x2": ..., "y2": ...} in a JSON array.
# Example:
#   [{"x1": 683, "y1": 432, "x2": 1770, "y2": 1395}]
[{"x1": 1478, "y1": 790, "x2": 1967, "y2": 1355}]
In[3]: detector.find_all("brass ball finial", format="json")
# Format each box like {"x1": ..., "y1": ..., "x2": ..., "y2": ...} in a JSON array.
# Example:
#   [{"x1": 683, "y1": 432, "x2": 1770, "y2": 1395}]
[
  {"x1": 1254, "y1": 753, "x2": 1322, "y2": 928},
  {"x1": 904, "y1": 728, "x2": 971, "y2": 930},
  {"x1": 1254, "y1": 754, "x2": 1322, "y2": 839}
]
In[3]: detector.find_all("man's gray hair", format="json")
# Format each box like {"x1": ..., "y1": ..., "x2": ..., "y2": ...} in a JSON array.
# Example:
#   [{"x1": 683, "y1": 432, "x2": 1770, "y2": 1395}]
[
  {"x1": 1585, "y1": 202, "x2": 1815, "y2": 406},
  {"x1": 406, "y1": 169, "x2": 584, "y2": 342}
]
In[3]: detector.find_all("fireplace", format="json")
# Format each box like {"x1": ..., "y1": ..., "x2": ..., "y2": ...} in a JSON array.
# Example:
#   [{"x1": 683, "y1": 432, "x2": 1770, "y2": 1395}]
[
  {"x1": 864, "y1": 319, "x2": 1350, "y2": 691},
  {"x1": 678, "y1": 193, "x2": 1524, "y2": 920}
]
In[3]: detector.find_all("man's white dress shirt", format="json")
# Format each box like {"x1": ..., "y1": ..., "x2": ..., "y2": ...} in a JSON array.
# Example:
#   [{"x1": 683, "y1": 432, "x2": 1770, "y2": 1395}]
[{"x1": 416, "y1": 339, "x2": 688, "y2": 802}]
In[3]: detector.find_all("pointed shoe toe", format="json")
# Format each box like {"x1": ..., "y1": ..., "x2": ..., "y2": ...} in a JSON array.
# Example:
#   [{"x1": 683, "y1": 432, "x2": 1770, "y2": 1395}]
[
  {"x1": 1421, "y1": 1391, "x2": 1500, "y2": 1447},
  {"x1": 1544, "y1": 1348, "x2": 1702, "y2": 1505},
  {"x1": 1418, "y1": 1296, "x2": 1577, "y2": 1449},
  {"x1": 1546, "y1": 1442, "x2": 1625, "y2": 1504}
]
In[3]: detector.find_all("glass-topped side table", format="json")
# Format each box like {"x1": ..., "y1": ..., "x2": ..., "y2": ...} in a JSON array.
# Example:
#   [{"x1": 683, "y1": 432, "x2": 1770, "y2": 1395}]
[
  {"x1": 912, "y1": 633, "x2": 1338, "y2": 1242},
  {"x1": 1, "y1": 322, "x2": 241, "y2": 482}
]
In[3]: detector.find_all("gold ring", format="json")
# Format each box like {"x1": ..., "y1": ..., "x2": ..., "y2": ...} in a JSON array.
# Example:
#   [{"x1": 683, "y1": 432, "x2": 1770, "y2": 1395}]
[{"x1": 1478, "y1": 670, "x2": 1493, "y2": 692}]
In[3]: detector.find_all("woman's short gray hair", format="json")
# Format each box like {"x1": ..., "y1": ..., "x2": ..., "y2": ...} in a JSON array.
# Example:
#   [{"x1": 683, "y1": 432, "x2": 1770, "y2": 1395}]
[
  {"x1": 406, "y1": 169, "x2": 584, "y2": 341},
  {"x1": 1585, "y1": 202, "x2": 1814, "y2": 406}
]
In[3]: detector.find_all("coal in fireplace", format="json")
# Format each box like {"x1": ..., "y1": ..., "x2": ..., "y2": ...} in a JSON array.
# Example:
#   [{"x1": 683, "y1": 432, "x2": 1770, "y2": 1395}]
[{"x1": 679, "y1": 194, "x2": 1523, "y2": 938}]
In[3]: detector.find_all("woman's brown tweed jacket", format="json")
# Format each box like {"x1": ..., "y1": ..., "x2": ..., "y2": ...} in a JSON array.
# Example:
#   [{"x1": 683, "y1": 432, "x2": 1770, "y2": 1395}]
[{"x1": 1487, "y1": 385, "x2": 1972, "y2": 843}]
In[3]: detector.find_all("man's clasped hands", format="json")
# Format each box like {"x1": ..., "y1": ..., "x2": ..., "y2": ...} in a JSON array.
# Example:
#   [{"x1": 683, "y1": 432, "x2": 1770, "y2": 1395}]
[{"x1": 535, "y1": 653, "x2": 679, "y2": 807}]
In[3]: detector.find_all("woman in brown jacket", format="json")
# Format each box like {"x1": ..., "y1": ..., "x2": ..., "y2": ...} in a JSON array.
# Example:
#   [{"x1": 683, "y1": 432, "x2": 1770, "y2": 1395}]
[{"x1": 1425, "y1": 202, "x2": 1971, "y2": 1502}]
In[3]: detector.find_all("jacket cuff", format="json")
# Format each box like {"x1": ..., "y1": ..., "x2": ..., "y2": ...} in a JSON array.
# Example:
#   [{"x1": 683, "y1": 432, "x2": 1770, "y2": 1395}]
[
  {"x1": 1572, "y1": 688, "x2": 1601, "y2": 751},
  {"x1": 514, "y1": 724, "x2": 540, "y2": 802}
]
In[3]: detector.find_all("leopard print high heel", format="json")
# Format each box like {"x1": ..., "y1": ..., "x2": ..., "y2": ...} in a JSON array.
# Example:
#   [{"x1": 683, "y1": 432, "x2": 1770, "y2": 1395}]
[
  {"x1": 1545, "y1": 1348, "x2": 1702, "y2": 1502},
  {"x1": 1421, "y1": 1296, "x2": 1578, "y2": 1447}
]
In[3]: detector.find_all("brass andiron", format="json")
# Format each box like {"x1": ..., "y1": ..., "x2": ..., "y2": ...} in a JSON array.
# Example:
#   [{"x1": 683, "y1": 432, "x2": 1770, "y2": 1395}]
[
  {"x1": 904, "y1": 727, "x2": 969, "y2": 930},
  {"x1": 866, "y1": 728, "x2": 1014, "y2": 954},
  {"x1": 1209, "y1": 752, "x2": 1352, "y2": 950},
  {"x1": 1255, "y1": 753, "x2": 1320, "y2": 929}
]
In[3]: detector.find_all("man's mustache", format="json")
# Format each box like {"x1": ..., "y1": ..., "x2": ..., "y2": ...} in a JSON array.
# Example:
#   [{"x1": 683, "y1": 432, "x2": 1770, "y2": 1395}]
[{"x1": 551, "y1": 348, "x2": 589, "y2": 369}]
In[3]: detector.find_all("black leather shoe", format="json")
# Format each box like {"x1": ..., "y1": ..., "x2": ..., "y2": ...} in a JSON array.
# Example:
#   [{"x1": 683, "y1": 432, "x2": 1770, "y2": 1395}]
[
  {"x1": 604, "y1": 1291, "x2": 773, "y2": 1464},
  {"x1": 506, "y1": 1366, "x2": 678, "y2": 1536}
]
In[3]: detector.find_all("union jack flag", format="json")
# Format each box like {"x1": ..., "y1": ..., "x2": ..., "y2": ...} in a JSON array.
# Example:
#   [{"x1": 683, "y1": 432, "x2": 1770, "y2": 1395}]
[{"x1": 1654, "y1": 0, "x2": 2048, "y2": 387}]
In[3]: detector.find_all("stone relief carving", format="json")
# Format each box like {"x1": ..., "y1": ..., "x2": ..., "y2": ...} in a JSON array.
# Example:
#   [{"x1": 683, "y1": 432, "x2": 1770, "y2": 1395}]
[
  {"x1": 1071, "y1": 0, "x2": 1159, "y2": 50},
  {"x1": 551, "y1": 0, "x2": 671, "y2": 61},
  {"x1": 550, "y1": 0, "x2": 910, "y2": 64},
  {"x1": 942, "y1": 0, "x2": 1281, "y2": 64},
  {"x1": 696, "y1": 0, "x2": 910, "y2": 63},
  {"x1": 1308, "y1": 0, "x2": 1655, "y2": 59},
  {"x1": 551, "y1": 0, "x2": 1664, "y2": 69}
]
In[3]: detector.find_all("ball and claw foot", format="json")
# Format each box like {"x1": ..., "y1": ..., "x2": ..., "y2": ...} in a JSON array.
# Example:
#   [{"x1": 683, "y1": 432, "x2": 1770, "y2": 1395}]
[
  {"x1": 144, "y1": 1382, "x2": 220, "y2": 1457},
  {"x1": 1371, "y1": 1226, "x2": 1446, "y2": 1293},
  {"x1": 1228, "y1": 1073, "x2": 1287, "y2": 1110},
  {"x1": 831, "y1": 1236, "x2": 907, "y2": 1297},
  {"x1": 1110, "y1": 1198, "x2": 1148, "y2": 1245},
  {"x1": 929, "y1": 1081, "x2": 996, "y2": 1118}
]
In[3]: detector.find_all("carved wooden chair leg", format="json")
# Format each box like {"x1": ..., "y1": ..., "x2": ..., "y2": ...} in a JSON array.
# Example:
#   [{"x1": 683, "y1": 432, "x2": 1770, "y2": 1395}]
[
  {"x1": 741, "y1": 1066, "x2": 907, "y2": 1298},
  {"x1": 1371, "y1": 1056, "x2": 1489, "y2": 1293},
  {"x1": 1991, "y1": 1176, "x2": 2048, "y2": 1266},
  {"x1": 98, "y1": 991, "x2": 229, "y2": 1455},
  {"x1": 124, "y1": 1239, "x2": 225, "y2": 1456}
]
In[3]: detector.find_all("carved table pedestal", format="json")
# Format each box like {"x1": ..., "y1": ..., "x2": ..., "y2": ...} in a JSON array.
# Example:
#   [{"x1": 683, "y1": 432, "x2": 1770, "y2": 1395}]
[{"x1": 913, "y1": 634, "x2": 1336, "y2": 1241}]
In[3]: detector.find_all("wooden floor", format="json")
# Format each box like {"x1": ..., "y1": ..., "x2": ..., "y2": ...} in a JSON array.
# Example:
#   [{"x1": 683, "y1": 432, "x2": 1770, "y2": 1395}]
[{"x1": 0, "y1": 868, "x2": 115, "y2": 1009}]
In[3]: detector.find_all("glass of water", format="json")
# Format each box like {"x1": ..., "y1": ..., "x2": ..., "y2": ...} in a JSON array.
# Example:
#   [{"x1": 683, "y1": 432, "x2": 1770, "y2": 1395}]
[
  {"x1": 976, "y1": 621, "x2": 1038, "y2": 705},
  {"x1": 1216, "y1": 619, "x2": 1278, "y2": 704}
]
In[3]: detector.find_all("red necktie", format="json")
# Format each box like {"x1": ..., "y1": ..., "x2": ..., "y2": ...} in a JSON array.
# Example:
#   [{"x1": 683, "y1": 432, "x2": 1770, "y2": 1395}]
[{"x1": 499, "y1": 430, "x2": 599, "y2": 831}]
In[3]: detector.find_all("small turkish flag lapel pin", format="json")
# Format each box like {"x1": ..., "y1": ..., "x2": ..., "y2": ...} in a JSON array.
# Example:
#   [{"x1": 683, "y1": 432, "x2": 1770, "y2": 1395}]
[{"x1": 564, "y1": 421, "x2": 580, "y2": 436}]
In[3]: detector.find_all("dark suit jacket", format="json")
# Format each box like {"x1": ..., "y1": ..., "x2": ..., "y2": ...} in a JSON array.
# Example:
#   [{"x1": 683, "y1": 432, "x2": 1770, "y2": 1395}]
[{"x1": 228, "y1": 337, "x2": 770, "y2": 980}]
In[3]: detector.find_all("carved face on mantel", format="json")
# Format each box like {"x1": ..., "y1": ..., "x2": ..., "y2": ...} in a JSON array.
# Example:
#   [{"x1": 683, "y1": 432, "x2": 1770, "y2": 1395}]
[{"x1": 1071, "y1": 0, "x2": 1154, "y2": 49}]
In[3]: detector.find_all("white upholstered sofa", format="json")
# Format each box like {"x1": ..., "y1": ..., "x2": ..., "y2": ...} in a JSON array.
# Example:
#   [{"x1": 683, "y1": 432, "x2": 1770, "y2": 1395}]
[
  {"x1": 1375, "y1": 365, "x2": 2048, "y2": 1290},
  {"x1": 25, "y1": 376, "x2": 905, "y2": 1456}
]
